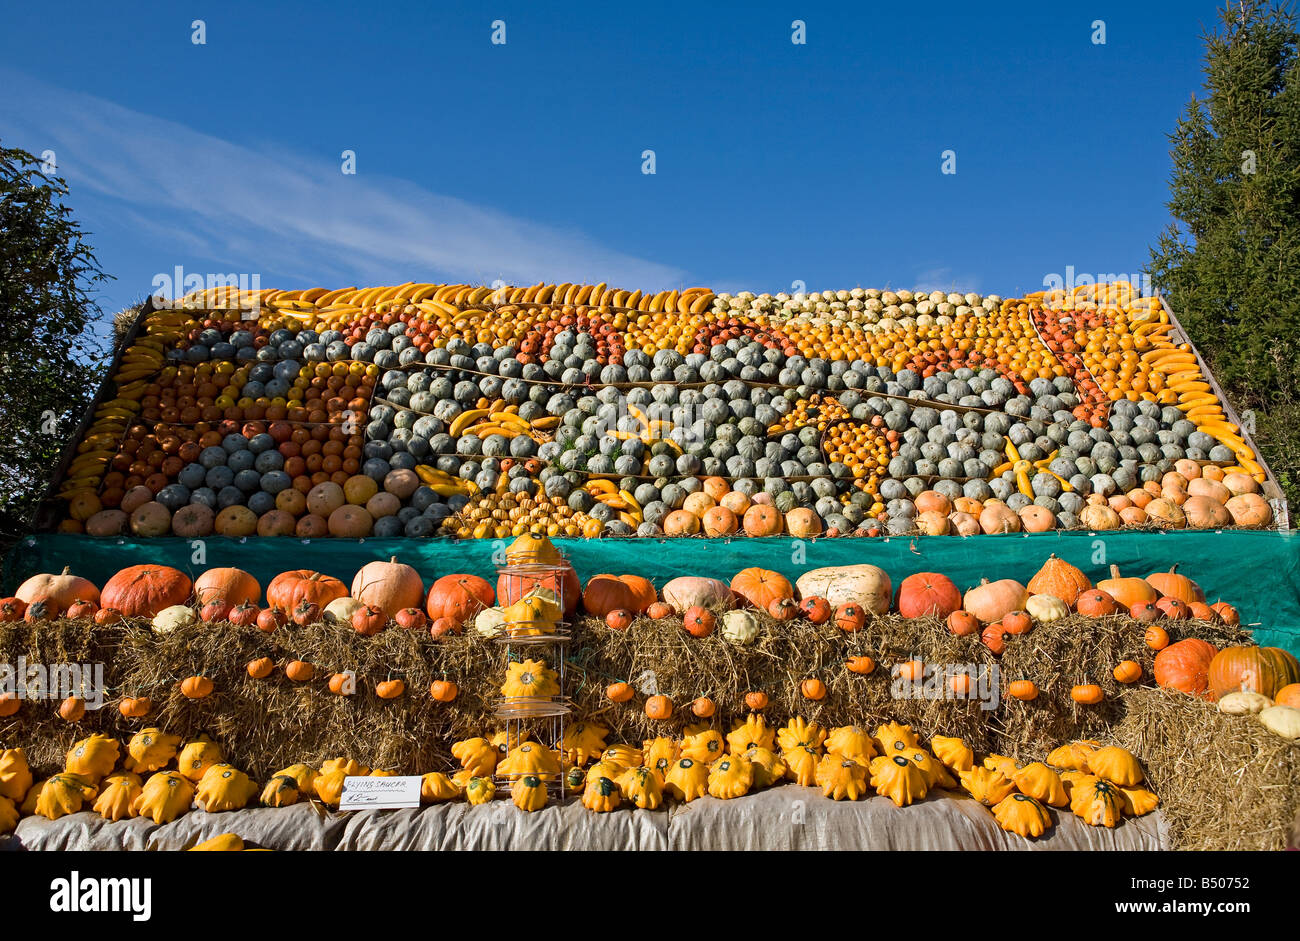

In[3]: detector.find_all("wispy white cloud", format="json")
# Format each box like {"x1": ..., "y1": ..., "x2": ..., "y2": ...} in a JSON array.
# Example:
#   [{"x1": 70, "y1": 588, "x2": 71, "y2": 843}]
[
  {"x1": 911, "y1": 266, "x2": 982, "y2": 296},
  {"x1": 0, "y1": 68, "x2": 687, "y2": 292}
]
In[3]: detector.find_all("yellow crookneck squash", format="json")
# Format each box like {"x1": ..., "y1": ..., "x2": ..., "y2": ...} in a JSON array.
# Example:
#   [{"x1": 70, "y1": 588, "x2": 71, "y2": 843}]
[
  {"x1": 511, "y1": 774, "x2": 549, "y2": 812},
  {"x1": 816, "y1": 754, "x2": 869, "y2": 801},
  {"x1": 500, "y1": 658, "x2": 560, "y2": 699},
  {"x1": 195, "y1": 764, "x2": 258, "y2": 813},
  {"x1": 993, "y1": 793, "x2": 1054, "y2": 838},
  {"x1": 664, "y1": 757, "x2": 709, "y2": 802},
  {"x1": 65, "y1": 733, "x2": 120, "y2": 785},
  {"x1": 825, "y1": 725, "x2": 877, "y2": 763},
  {"x1": 93, "y1": 773, "x2": 143, "y2": 822},
  {"x1": 707, "y1": 755, "x2": 753, "y2": 800},
  {"x1": 777, "y1": 716, "x2": 827, "y2": 753},
  {"x1": 132, "y1": 771, "x2": 195, "y2": 824},
  {"x1": 869, "y1": 754, "x2": 929, "y2": 807},
  {"x1": 618, "y1": 766, "x2": 663, "y2": 810},
  {"x1": 124, "y1": 728, "x2": 181, "y2": 774}
]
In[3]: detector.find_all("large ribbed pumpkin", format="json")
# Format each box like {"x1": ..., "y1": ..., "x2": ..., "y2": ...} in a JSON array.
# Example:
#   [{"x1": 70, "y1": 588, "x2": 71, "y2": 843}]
[
  {"x1": 351, "y1": 557, "x2": 425, "y2": 618},
  {"x1": 1153, "y1": 638, "x2": 1218, "y2": 699},
  {"x1": 265, "y1": 570, "x2": 348, "y2": 612},
  {"x1": 16, "y1": 567, "x2": 100, "y2": 612},
  {"x1": 618, "y1": 575, "x2": 657, "y2": 613},
  {"x1": 896, "y1": 572, "x2": 962, "y2": 619},
  {"x1": 1208, "y1": 646, "x2": 1300, "y2": 701},
  {"x1": 729, "y1": 568, "x2": 794, "y2": 610},
  {"x1": 425, "y1": 574, "x2": 495, "y2": 625},
  {"x1": 100, "y1": 565, "x2": 192, "y2": 618},
  {"x1": 1025, "y1": 555, "x2": 1091, "y2": 607},
  {"x1": 582, "y1": 575, "x2": 639, "y2": 617},
  {"x1": 1145, "y1": 565, "x2": 1205, "y2": 604},
  {"x1": 193, "y1": 568, "x2": 261, "y2": 607}
]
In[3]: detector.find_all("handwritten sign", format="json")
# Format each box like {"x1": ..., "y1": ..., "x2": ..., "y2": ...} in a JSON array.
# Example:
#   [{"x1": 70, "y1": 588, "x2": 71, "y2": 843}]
[{"x1": 338, "y1": 776, "x2": 423, "y2": 811}]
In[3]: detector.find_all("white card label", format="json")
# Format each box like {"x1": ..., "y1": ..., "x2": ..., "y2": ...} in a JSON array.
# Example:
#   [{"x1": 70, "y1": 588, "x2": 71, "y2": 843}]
[{"x1": 338, "y1": 776, "x2": 423, "y2": 811}]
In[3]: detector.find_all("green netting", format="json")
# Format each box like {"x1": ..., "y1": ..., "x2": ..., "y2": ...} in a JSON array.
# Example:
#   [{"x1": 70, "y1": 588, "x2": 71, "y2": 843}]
[{"x1": 4, "y1": 530, "x2": 1298, "y2": 656}]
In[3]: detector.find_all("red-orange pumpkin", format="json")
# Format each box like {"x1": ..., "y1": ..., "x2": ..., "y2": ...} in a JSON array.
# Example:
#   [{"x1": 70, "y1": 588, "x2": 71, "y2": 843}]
[
  {"x1": 691, "y1": 696, "x2": 716, "y2": 718},
  {"x1": 228, "y1": 601, "x2": 260, "y2": 627},
  {"x1": 352, "y1": 605, "x2": 387, "y2": 637},
  {"x1": 0, "y1": 597, "x2": 25, "y2": 622},
  {"x1": 645, "y1": 694, "x2": 673, "y2": 720},
  {"x1": 582, "y1": 575, "x2": 639, "y2": 617},
  {"x1": 193, "y1": 567, "x2": 260, "y2": 608},
  {"x1": 618, "y1": 575, "x2": 657, "y2": 614},
  {"x1": 946, "y1": 610, "x2": 980, "y2": 636},
  {"x1": 100, "y1": 565, "x2": 193, "y2": 618},
  {"x1": 1156, "y1": 597, "x2": 1191, "y2": 620},
  {"x1": 1153, "y1": 638, "x2": 1218, "y2": 698},
  {"x1": 1026, "y1": 554, "x2": 1091, "y2": 607},
  {"x1": 896, "y1": 572, "x2": 962, "y2": 619},
  {"x1": 799, "y1": 596, "x2": 832, "y2": 624},
  {"x1": 729, "y1": 568, "x2": 794, "y2": 610},
  {"x1": 742, "y1": 505, "x2": 783, "y2": 537},
  {"x1": 768, "y1": 597, "x2": 800, "y2": 621},
  {"x1": 982, "y1": 623, "x2": 1009, "y2": 656},
  {"x1": 606, "y1": 682, "x2": 634, "y2": 703},
  {"x1": 65, "y1": 599, "x2": 98, "y2": 620},
  {"x1": 683, "y1": 607, "x2": 715, "y2": 638},
  {"x1": 395, "y1": 608, "x2": 427, "y2": 630},
  {"x1": 834, "y1": 603, "x2": 865, "y2": 633},
  {"x1": 1076, "y1": 589, "x2": 1119, "y2": 617},
  {"x1": 1210, "y1": 601, "x2": 1240, "y2": 625},
  {"x1": 266, "y1": 570, "x2": 348, "y2": 612},
  {"x1": 424, "y1": 574, "x2": 494, "y2": 625},
  {"x1": 1145, "y1": 565, "x2": 1205, "y2": 604},
  {"x1": 497, "y1": 565, "x2": 581, "y2": 617},
  {"x1": 351, "y1": 557, "x2": 424, "y2": 618},
  {"x1": 606, "y1": 608, "x2": 633, "y2": 631},
  {"x1": 646, "y1": 602, "x2": 675, "y2": 620}
]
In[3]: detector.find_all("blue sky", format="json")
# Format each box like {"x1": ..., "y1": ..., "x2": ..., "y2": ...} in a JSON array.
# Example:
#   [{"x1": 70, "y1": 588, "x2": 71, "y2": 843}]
[{"x1": 1, "y1": 0, "x2": 1228, "y2": 326}]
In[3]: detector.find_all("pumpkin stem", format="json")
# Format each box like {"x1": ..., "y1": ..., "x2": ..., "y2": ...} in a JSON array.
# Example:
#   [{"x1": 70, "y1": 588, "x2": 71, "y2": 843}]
[
  {"x1": 1109, "y1": 564, "x2": 1121, "y2": 579},
  {"x1": 61, "y1": 566, "x2": 72, "y2": 575}
]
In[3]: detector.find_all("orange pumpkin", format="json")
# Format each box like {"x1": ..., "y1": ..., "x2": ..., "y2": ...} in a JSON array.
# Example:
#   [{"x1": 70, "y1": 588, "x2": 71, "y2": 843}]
[
  {"x1": 768, "y1": 597, "x2": 800, "y2": 621},
  {"x1": 742, "y1": 504, "x2": 783, "y2": 537},
  {"x1": 1155, "y1": 597, "x2": 1191, "y2": 620},
  {"x1": 351, "y1": 557, "x2": 424, "y2": 618},
  {"x1": 1275, "y1": 684, "x2": 1300, "y2": 708},
  {"x1": 1131, "y1": 601, "x2": 1161, "y2": 623},
  {"x1": 663, "y1": 509, "x2": 701, "y2": 536},
  {"x1": 1076, "y1": 589, "x2": 1119, "y2": 618},
  {"x1": 266, "y1": 570, "x2": 348, "y2": 612},
  {"x1": 180, "y1": 676, "x2": 214, "y2": 699},
  {"x1": 376, "y1": 679, "x2": 406, "y2": 700},
  {"x1": 582, "y1": 575, "x2": 639, "y2": 617},
  {"x1": 729, "y1": 568, "x2": 794, "y2": 610},
  {"x1": 1026, "y1": 554, "x2": 1091, "y2": 607},
  {"x1": 801, "y1": 678, "x2": 827, "y2": 701},
  {"x1": 896, "y1": 572, "x2": 962, "y2": 619},
  {"x1": 1210, "y1": 601, "x2": 1240, "y2": 625},
  {"x1": 1153, "y1": 638, "x2": 1218, "y2": 698},
  {"x1": 645, "y1": 694, "x2": 673, "y2": 720},
  {"x1": 1113, "y1": 660, "x2": 1143, "y2": 684},
  {"x1": 193, "y1": 567, "x2": 261, "y2": 608},
  {"x1": 429, "y1": 680, "x2": 458, "y2": 702},
  {"x1": 1143, "y1": 625, "x2": 1170, "y2": 650},
  {"x1": 496, "y1": 564, "x2": 581, "y2": 617},
  {"x1": 246, "y1": 657, "x2": 275, "y2": 679},
  {"x1": 702, "y1": 505, "x2": 740, "y2": 537},
  {"x1": 425, "y1": 574, "x2": 494, "y2": 625},
  {"x1": 285, "y1": 660, "x2": 316, "y2": 682},
  {"x1": 0, "y1": 597, "x2": 25, "y2": 622},
  {"x1": 100, "y1": 565, "x2": 192, "y2": 618},
  {"x1": 1145, "y1": 565, "x2": 1204, "y2": 604},
  {"x1": 1188, "y1": 602, "x2": 1221, "y2": 623},
  {"x1": 606, "y1": 682, "x2": 634, "y2": 703},
  {"x1": 691, "y1": 696, "x2": 716, "y2": 718},
  {"x1": 59, "y1": 696, "x2": 87, "y2": 721},
  {"x1": 1001, "y1": 610, "x2": 1033, "y2": 635},
  {"x1": 1207, "y1": 646, "x2": 1300, "y2": 700},
  {"x1": 784, "y1": 507, "x2": 823, "y2": 538},
  {"x1": 1008, "y1": 680, "x2": 1039, "y2": 701},
  {"x1": 605, "y1": 608, "x2": 633, "y2": 631},
  {"x1": 1070, "y1": 684, "x2": 1104, "y2": 704},
  {"x1": 834, "y1": 603, "x2": 866, "y2": 633},
  {"x1": 646, "y1": 602, "x2": 675, "y2": 620},
  {"x1": 846, "y1": 656, "x2": 876, "y2": 675},
  {"x1": 682, "y1": 606, "x2": 715, "y2": 638},
  {"x1": 946, "y1": 610, "x2": 980, "y2": 637},
  {"x1": 744, "y1": 691, "x2": 769, "y2": 711},
  {"x1": 799, "y1": 596, "x2": 832, "y2": 624},
  {"x1": 1096, "y1": 565, "x2": 1157, "y2": 608},
  {"x1": 394, "y1": 607, "x2": 426, "y2": 630},
  {"x1": 118, "y1": 696, "x2": 152, "y2": 718}
]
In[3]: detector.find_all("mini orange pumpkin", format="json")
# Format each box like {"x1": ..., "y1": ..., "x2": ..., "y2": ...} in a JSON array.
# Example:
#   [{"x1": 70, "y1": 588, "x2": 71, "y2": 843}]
[
  {"x1": 1070, "y1": 684, "x2": 1104, "y2": 704},
  {"x1": 834, "y1": 603, "x2": 866, "y2": 633},
  {"x1": 1076, "y1": 590, "x2": 1119, "y2": 617},
  {"x1": 682, "y1": 606, "x2": 715, "y2": 638},
  {"x1": 846, "y1": 656, "x2": 876, "y2": 675},
  {"x1": 801, "y1": 678, "x2": 827, "y2": 700},
  {"x1": 605, "y1": 608, "x2": 633, "y2": 631},
  {"x1": 180, "y1": 675, "x2": 214, "y2": 699},
  {"x1": 946, "y1": 609, "x2": 980, "y2": 636},
  {"x1": 745, "y1": 691, "x2": 769, "y2": 711},
  {"x1": 691, "y1": 696, "x2": 716, "y2": 718},
  {"x1": 646, "y1": 602, "x2": 675, "y2": 620},
  {"x1": 1130, "y1": 601, "x2": 1160, "y2": 623},
  {"x1": 246, "y1": 657, "x2": 274, "y2": 679},
  {"x1": 59, "y1": 697, "x2": 86, "y2": 721},
  {"x1": 1156, "y1": 597, "x2": 1191, "y2": 620},
  {"x1": 606, "y1": 682, "x2": 634, "y2": 703},
  {"x1": 376, "y1": 679, "x2": 405, "y2": 700},
  {"x1": 285, "y1": 660, "x2": 315, "y2": 682},
  {"x1": 118, "y1": 696, "x2": 151, "y2": 718},
  {"x1": 768, "y1": 597, "x2": 800, "y2": 621},
  {"x1": 645, "y1": 694, "x2": 673, "y2": 720},
  {"x1": 799, "y1": 596, "x2": 832, "y2": 624},
  {"x1": 429, "y1": 680, "x2": 458, "y2": 702},
  {"x1": 1001, "y1": 610, "x2": 1033, "y2": 635},
  {"x1": 1144, "y1": 625, "x2": 1170, "y2": 650},
  {"x1": 1008, "y1": 680, "x2": 1039, "y2": 701},
  {"x1": 1113, "y1": 660, "x2": 1143, "y2": 684}
]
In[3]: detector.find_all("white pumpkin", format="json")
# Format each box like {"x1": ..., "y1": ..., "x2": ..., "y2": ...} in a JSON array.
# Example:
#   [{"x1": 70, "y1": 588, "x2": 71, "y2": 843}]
[
  {"x1": 323, "y1": 596, "x2": 366, "y2": 626},
  {"x1": 721, "y1": 610, "x2": 760, "y2": 645},
  {"x1": 662, "y1": 577, "x2": 733, "y2": 612},
  {"x1": 1258, "y1": 705, "x2": 1300, "y2": 741},
  {"x1": 1217, "y1": 691, "x2": 1272, "y2": 716},
  {"x1": 794, "y1": 565, "x2": 892, "y2": 614},
  {"x1": 152, "y1": 604, "x2": 197, "y2": 634},
  {"x1": 473, "y1": 606, "x2": 507, "y2": 639},
  {"x1": 1025, "y1": 594, "x2": 1068, "y2": 623}
]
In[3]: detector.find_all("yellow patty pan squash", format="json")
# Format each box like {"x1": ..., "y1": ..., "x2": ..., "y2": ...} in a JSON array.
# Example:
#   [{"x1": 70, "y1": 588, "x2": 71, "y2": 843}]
[
  {"x1": 929, "y1": 736, "x2": 974, "y2": 773},
  {"x1": 498, "y1": 742, "x2": 562, "y2": 781},
  {"x1": 1012, "y1": 762, "x2": 1068, "y2": 808},
  {"x1": 132, "y1": 771, "x2": 194, "y2": 824},
  {"x1": 320, "y1": 757, "x2": 370, "y2": 777},
  {"x1": 1070, "y1": 775, "x2": 1125, "y2": 828},
  {"x1": 582, "y1": 774, "x2": 621, "y2": 812},
  {"x1": 619, "y1": 766, "x2": 663, "y2": 810},
  {"x1": 465, "y1": 776, "x2": 496, "y2": 805},
  {"x1": 421, "y1": 772, "x2": 462, "y2": 804},
  {"x1": 679, "y1": 729, "x2": 726, "y2": 764},
  {"x1": 982, "y1": 754, "x2": 1020, "y2": 778},
  {"x1": 511, "y1": 774, "x2": 548, "y2": 812},
  {"x1": 742, "y1": 746, "x2": 786, "y2": 789},
  {"x1": 642, "y1": 736, "x2": 679, "y2": 783},
  {"x1": 707, "y1": 755, "x2": 753, "y2": 800},
  {"x1": 503, "y1": 587, "x2": 562, "y2": 637},
  {"x1": 0, "y1": 795, "x2": 18, "y2": 834},
  {"x1": 959, "y1": 766, "x2": 1017, "y2": 807},
  {"x1": 783, "y1": 744, "x2": 821, "y2": 787},
  {"x1": 778, "y1": 716, "x2": 826, "y2": 753},
  {"x1": 65, "y1": 733, "x2": 120, "y2": 785},
  {"x1": 993, "y1": 793, "x2": 1054, "y2": 838},
  {"x1": 93, "y1": 773, "x2": 142, "y2": 822},
  {"x1": 873, "y1": 721, "x2": 920, "y2": 757},
  {"x1": 664, "y1": 757, "x2": 709, "y2": 802},
  {"x1": 35, "y1": 773, "x2": 96, "y2": 820},
  {"x1": 1087, "y1": 746, "x2": 1144, "y2": 787},
  {"x1": 313, "y1": 769, "x2": 348, "y2": 808},
  {"x1": 817, "y1": 754, "x2": 869, "y2": 801},
  {"x1": 189, "y1": 833, "x2": 245, "y2": 851},
  {"x1": 727, "y1": 715, "x2": 774, "y2": 754},
  {"x1": 1046, "y1": 740, "x2": 1100, "y2": 772},
  {"x1": 1119, "y1": 785, "x2": 1160, "y2": 817},
  {"x1": 561, "y1": 721, "x2": 608, "y2": 766},
  {"x1": 125, "y1": 728, "x2": 181, "y2": 774},
  {"x1": 196, "y1": 764, "x2": 258, "y2": 813},
  {"x1": 601, "y1": 743, "x2": 643, "y2": 768},
  {"x1": 451, "y1": 737, "x2": 498, "y2": 776},
  {"x1": 870, "y1": 754, "x2": 929, "y2": 807},
  {"x1": 177, "y1": 735, "x2": 224, "y2": 783},
  {"x1": 0, "y1": 748, "x2": 33, "y2": 802},
  {"x1": 825, "y1": 725, "x2": 877, "y2": 763},
  {"x1": 500, "y1": 658, "x2": 559, "y2": 698},
  {"x1": 906, "y1": 748, "x2": 956, "y2": 790},
  {"x1": 260, "y1": 774, "x2": 302, "y2": 808}
]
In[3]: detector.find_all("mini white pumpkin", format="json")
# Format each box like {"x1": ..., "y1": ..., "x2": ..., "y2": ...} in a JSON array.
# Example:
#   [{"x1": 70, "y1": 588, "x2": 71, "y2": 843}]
[
  {"x1": 323, "y1": 596, "x2": 366, "y2": 626},
  {"x1": 1217, "y1": 691, "x2": 1272, "y2": 716},
  {"x1": 1258, "y1": 705, "x2": 1300, "y2": 741},
  {"x1": 152, "y1": 604, "x2": 197, "y2": 634},
  {"x1": 721, "y1": 610, "x2": 760, "y2": 645},
  {"x1": 1025, "y1": 594, "x2": 1069, "y2": 623},
  {"x1": 473, "y1": 606, "x2": 507, "y2": 639}
]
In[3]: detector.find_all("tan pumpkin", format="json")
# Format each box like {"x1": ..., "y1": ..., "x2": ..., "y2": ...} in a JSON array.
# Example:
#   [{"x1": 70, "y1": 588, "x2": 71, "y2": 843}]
[
  {"x1": 16, "y1": 566, "x2": 100, "y2": 612},
  {"x1": 1225, "y1": 493, "x2": 1273, "y2": 528},
  {"x1": 794, "y1": 565, "x2": 891, "y2": 614},
  {"x1": 979, "y1": 502, "x2": 1021, "y2": 534},
  {"x1": 1079, "y1": 504, "x2": 1122, "y2": 530},
  {"x1": 1181, "y1": 495, "x2": 1231, "y2": 529},
  {"x1": 962, "y1": 579, "x2": 1028, "y2": 623},
  {"x1": 350, "y1": 557, "x2": 423, "y2": 617}
]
